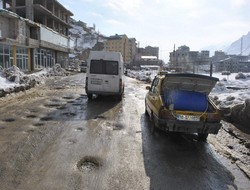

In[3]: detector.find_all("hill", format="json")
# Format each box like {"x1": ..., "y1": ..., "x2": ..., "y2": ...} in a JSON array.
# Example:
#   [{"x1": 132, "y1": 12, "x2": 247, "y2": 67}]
[
  {"x1": 226, "y1": 31, "x2": 250, "y2": 55},
  {"x1": 69, "y1": 18, "x2": 106, "y2": 59}
]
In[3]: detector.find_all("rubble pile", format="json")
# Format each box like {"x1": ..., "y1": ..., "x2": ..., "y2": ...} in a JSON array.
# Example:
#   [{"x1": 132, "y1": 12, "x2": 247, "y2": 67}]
[
  {"x1": 0, "y1": 64, "x2": 69, "y2": 98},
  {"x1": 48, "y1": 64, "x2": 69, "y2": 76}
]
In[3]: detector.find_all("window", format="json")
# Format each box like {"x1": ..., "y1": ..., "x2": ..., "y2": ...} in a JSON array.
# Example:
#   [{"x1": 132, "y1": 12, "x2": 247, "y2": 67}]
[
  {"x1": 90, "y1": 59, "x2": 118, "y2": 75},
  {"x1": 150, "y1": 78, "x2": 159, "y2": 93},
  {"x1": 0, "y1": 45, "x2": 13, "y2": 69}
]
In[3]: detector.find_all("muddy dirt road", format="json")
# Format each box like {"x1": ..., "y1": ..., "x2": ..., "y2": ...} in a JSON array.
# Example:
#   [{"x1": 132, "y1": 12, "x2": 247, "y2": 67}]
[{"x1": 0, "y1": 73, "x2": 249, "y2": 190}]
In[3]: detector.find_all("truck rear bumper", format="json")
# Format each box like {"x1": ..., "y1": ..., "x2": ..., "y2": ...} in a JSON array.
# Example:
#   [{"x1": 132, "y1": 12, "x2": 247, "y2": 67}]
[{"x1": 157, "y1": 119, "x2": 222, "y2": 134}]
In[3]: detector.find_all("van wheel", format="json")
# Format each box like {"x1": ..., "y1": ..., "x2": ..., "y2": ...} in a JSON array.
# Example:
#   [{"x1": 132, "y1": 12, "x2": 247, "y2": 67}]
[
  {"x1": 118, "y1": 94, "x2": 123, "y2": 101},
  {"x1": 198, "y1": 133, "x2": 208, "y2": 142},
  {"x1": 87, "y1": 93, "x2": 92, "y2": 99}
]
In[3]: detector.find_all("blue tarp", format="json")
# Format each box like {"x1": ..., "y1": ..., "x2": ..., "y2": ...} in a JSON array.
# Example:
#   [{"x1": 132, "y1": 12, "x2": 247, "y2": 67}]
[{"x1": 164, "y1": 89, "x2": 208, "y2": 112}]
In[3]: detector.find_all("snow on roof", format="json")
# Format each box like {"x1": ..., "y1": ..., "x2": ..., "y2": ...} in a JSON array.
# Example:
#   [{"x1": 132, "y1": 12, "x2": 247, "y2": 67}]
[{"x1": 141, "y1": 56, "x2": 157, "y2": 59}]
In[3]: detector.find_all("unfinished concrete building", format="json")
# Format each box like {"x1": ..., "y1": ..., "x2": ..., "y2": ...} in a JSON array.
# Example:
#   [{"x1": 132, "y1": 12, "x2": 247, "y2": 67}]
[{"x1": 0, "y1": 0, "x2": 74, "y2": 71}]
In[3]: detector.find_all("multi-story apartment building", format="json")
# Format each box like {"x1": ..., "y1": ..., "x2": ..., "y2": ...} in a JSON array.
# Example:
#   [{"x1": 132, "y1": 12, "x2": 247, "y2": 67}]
[
  {"x1": 169, "y1": 45, "x2": 210, "y2": 73},
  {"x1": 216, "y1": 55, "x2": 250, "y2": 73},
  {"x1": 138, "y1": 46, "x2": 159, "y2": 59},
  {"x1": 104, "y1": 34, "x2": 137, "y2": 64},
  {"x1": 0, "y1": 0, "x2": 74, "y2": 71}
]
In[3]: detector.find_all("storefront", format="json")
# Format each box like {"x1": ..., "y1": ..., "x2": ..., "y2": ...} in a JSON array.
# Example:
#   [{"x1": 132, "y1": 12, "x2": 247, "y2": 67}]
[
  {"x1": 0, "y1": 44, "x2": 56, "y2": 71},
  {"x1": 34, "y1": 49, "x2": 55, "y2": 69}
]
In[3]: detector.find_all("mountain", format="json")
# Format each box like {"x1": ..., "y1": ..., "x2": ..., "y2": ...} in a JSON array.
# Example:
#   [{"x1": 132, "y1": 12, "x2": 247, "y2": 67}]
[{"x1": 226, "y1": 31, "x2": 250, "y2": 55}]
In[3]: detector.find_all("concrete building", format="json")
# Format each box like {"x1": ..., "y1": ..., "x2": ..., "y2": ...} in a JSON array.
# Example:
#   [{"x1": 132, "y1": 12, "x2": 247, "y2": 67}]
[
  {"x1": 0, "y1": 0, "x2": 74, "y2": 71},
  {"x1": 169, "y1": 45, "x2": 210, "y2": 73},
  {"x1": 138, "y1": 46, "x2": 159, "y2": 59},
  {"x1": 216, "y1": 55, "x2": 250, "y2": 73},
  {"x1": 211, "y1": 51, "x2": 228, "y2": 63},
  {"x1": 104, "y1": 34, "x2": 137, "y2": 64}
]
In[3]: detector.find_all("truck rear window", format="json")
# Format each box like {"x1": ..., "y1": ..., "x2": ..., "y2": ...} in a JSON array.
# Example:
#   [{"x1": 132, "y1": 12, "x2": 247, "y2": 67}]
[{"x1": 90, "y1": 60, "x2": 118, "y2": 75}]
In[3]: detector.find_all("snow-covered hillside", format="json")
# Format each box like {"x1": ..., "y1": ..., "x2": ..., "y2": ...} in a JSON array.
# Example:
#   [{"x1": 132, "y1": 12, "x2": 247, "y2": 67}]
[
  {"x1": 69, "y1": 18, "x2": 106, "y2": 55},
  {"x1": 226, "y1": 31, "x2": 250, "y2": 55}
]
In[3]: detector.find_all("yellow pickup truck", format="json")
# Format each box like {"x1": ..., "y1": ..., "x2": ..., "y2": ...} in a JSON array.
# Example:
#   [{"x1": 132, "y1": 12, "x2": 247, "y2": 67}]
[{"x1": 145, "y1": 72, "x2": 222, "y2": 141}]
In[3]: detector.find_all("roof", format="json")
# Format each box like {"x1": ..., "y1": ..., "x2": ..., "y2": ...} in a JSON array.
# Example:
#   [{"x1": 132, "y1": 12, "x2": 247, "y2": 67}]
[
  {"x1": 0, "y1": 9, "x2": 19, "y2": 19},
  {"x1": 108, "y1": 34, "x2": 128, "y2": 40}
]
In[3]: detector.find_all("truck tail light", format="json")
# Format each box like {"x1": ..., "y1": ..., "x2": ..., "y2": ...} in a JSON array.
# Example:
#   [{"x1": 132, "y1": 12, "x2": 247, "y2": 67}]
[
  {"x1": 206, "y1": 113, "x2": 221, "y2": 122},
  {"x1": 159, "y1": 106, "x2": 175, "y2": 120}
]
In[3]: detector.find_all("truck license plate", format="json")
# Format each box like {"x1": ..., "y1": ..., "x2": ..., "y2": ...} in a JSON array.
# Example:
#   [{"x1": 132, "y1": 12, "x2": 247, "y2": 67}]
[{"x1": 177, "y1": 114, "x2": 200, "y2": 121}]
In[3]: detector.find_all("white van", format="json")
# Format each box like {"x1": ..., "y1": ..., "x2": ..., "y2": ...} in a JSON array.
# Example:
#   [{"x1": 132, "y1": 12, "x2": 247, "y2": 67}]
[{"x1": 85, "y1": 51, "x2": 125, "y2": 100}]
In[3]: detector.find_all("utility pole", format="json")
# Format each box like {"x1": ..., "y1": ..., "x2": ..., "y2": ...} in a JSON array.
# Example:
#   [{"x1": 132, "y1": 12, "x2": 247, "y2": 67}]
[{"x1": 240, "y1": 37, "x2": 243, "y2": 55}]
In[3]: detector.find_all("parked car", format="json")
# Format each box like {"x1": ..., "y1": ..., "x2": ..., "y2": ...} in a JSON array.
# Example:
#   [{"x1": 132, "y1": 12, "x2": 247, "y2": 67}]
[
  {"x1": 79, "y1": 61, "x2": 87, "y2": 72},
  {"x1": 145, "y1": 72, "x2": 222, "y2": 141}
]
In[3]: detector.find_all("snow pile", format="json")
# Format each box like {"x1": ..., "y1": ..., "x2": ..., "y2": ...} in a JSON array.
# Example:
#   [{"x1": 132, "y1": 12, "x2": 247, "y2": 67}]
[
  {"x1": 126, "y1": 69, "x2": 157, "y2": 82},
  {"x1": 210, "y1": 72, "x2": 250, "y2": 127},
  {"x1": 0, "y1": 64, "x2": 69, "y2": 98},
  {"x1": 210, "y1": 73, "x2": 250, "y2": 109}
]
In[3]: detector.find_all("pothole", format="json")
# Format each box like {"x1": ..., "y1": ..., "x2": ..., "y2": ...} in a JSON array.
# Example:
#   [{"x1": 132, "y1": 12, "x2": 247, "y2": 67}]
[
  {"x1": 44, "y1": 103, "x2": 62, "y2": 108},
  {"x1": 25, "y1": 129, "x2": 35, "y2": 133},
  {"x1": 63, "y1": 96, "x2": 74, "y2": 100},
  {"x1": 2, "y1": 118, "x2": 15, "y2": 122},
  {"x1": 113, "y1": 123, "x2": 124, "y2": 130},
  {"x1": 26, "y1": 114, "x2": 37, "y2": 119},
  {"x1": 29, "y1": 109, "x2": 38, "y2": 113},
  {"x1": 0, "y1": 126, "x2": 5, "y2": 130},
  {"x1": 94, "y1": 115, "x2": 106, "y2": 119},
  {"x1": 33, "y1": 123, "x2": 44, "y2": 127},
  {"x1": 50, "y1": 98, "x2": 61, "y2": 102},
  {"x1": 57, "y1": 106, "x2": 66, "y2": 110},
  {"x1": 75, "y1": 127, "x2": 83, "y2": 131},
  {"x1": 77, "y1": 156, "x2": 102, "y2": 172},
  {"x1": 61, "y1": 112, "x2": 77, "y2": 116},
  {"x1": 40, "y1": 116, "x2": 53, "y2": 121},
  {"x1": 54, "y1": 86, "x2": 65, "y2": 90},
  {"x1": 72, "y1": 103, "x2": 81, "y2": 106}
]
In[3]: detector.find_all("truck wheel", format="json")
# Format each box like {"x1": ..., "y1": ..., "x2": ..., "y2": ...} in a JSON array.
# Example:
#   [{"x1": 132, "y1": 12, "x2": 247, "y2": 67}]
[
  {"x1": 150, "y1": 115, "x2": 156, "y2": 134},
  {"x1": 145, "y1": 102, "x2": 149, "y2": 116},
  {"x1": 87, "y1": 93, "x2": 92, "y2": 100},
  {"x1": 198, "y1": 133, "x2": 208, "y2": 142}
]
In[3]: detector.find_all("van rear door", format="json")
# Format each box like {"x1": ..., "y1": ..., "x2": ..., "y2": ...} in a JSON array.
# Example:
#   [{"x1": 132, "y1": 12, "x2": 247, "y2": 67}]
[{"x1": 89, "y1": 60, "x2": 119, "y2": 93}]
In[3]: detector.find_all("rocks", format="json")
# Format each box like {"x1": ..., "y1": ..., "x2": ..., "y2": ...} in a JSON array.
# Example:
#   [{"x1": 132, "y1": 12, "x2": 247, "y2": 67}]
[
  {"x1": 235, "y1": 72, "x2": 247, "y2": 79},
  {"x1": 0, "y1": 89, "x2": 6, "y2": 98}
]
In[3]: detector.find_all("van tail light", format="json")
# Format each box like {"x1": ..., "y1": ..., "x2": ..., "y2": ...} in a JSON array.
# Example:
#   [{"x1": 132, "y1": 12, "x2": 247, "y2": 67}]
[
  {"x1": 119, "y1": 79, "x2": 122, "y2": 92},
  {"x1": 206, "y1": 113, "x2": 221, "y2": 122},
  {"x1": 159, "y1": 106, "x2": 175, "y2": 120},
  {"x1": 85, "y1": 77, "x2": 88, "y2": 91}
]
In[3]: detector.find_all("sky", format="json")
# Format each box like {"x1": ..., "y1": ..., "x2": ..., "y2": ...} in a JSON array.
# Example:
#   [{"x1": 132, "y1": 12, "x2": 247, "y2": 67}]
[{"x1": 4, "y1": 0, "x2": 249, "y2": 61}]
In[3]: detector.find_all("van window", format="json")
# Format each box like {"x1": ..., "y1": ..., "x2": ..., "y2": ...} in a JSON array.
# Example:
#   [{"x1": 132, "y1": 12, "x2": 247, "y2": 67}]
[{"x1": 90, "y1": 60, "x2": 118, "y2": 75}]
